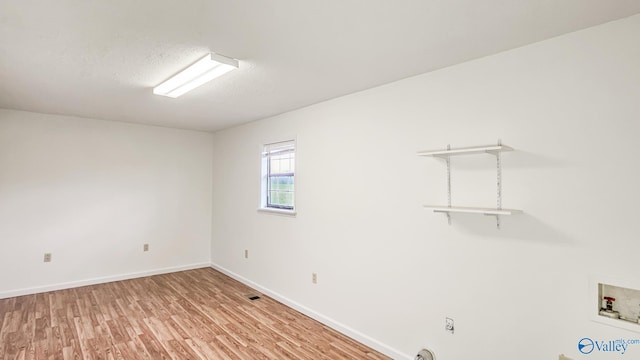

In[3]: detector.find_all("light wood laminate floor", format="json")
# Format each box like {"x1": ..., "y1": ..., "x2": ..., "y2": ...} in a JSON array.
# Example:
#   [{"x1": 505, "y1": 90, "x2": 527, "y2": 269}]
[{"x1": 0, "y1": 268, "x2": 390, "y2": 360}]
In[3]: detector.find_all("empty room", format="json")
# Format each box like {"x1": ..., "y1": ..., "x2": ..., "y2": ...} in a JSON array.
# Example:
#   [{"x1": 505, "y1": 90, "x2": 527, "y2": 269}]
[{"x1": 2, "y1": 1, "x2": 640, "y2": 359}]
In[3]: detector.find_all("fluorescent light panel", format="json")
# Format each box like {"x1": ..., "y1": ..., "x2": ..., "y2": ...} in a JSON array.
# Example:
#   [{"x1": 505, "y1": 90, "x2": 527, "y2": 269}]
[{"x1": 153, "y1": 53, "x2": 238, "y2": 98}]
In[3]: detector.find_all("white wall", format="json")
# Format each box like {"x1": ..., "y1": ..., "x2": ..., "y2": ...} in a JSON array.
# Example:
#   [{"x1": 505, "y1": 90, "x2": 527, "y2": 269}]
[
  {"x1": 0, "y1": 109, "x2": 213, "y2": 297},
  {"x1": 211, "y1": 14, "x2": 640, "y2": 360}
]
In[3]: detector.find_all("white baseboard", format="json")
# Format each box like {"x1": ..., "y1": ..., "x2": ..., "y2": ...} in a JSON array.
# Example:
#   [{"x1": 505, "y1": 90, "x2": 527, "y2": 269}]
[
  {"x1": 210, "y1": 262, "x2": 412, "y2": 360},
  {"x1": 0, "y1": 262, "x2": 211, "y2": 299}
]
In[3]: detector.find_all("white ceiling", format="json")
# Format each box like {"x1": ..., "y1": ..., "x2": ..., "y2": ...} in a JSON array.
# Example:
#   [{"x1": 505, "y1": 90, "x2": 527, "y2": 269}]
[{"x1": 1, "y1": 1, "x2": 639, "y2": 132}]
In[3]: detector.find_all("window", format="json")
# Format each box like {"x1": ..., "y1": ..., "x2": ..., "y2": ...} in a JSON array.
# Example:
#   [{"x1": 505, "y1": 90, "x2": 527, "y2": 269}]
[{"x1": 261, "y1": 140, "x2": 295, "y2": 212}]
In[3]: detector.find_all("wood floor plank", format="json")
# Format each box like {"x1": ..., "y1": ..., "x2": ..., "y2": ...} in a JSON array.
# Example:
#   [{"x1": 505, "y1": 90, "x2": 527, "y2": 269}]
[{"x1": 0, "y1": 268, "x2": 391, "y2": 360}]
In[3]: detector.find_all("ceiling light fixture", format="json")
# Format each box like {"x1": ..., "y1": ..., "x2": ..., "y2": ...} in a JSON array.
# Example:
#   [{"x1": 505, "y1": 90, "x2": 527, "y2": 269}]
[{"x1": 153, "y1": 53, "x2": 239, "y2": 98}]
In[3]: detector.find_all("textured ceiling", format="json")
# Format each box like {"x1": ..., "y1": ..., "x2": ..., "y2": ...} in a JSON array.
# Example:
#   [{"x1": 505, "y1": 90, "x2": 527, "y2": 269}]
[{"x1": 1, "y1": 0, "x2": 640, "y2": 132}]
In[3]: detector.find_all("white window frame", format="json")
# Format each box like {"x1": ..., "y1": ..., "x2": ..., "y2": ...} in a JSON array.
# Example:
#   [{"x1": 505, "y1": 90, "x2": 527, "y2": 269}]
[{"x1": 258, "y1": 139, "x2": 296, "y2": 216}]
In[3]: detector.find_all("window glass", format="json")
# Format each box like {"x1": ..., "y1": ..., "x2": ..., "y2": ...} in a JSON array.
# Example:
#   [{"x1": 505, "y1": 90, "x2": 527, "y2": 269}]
[{"x1": 262, "y1": 140, "x2": 295, "y2": 211}]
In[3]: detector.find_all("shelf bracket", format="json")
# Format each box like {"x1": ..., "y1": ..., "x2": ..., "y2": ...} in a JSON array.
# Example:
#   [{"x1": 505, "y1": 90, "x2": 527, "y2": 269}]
[
  {"x1": 485, "y1": 139, "x2": 503, "y2": 229},
  {"x1": 445, "y1": 144, "x2": 451, "y2": 225},
  {"x1": 432, "y1": 145, "x2": 453, "y2": 225},
  {"x1": 484, "y1": 213, "x2": 501, "y2": 229}
]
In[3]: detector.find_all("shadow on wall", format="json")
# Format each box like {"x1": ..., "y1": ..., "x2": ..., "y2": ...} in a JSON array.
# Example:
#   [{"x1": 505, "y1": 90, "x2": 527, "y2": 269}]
[
  {"x1": 423, "y1": 149, "x2": 571, "y2": 171},
  {"x1": 436, "y1": 212, "x2": 574, "y2": 246},
  {"x1": 507, "y1": 150, "x2": 571, "y2": 170}
]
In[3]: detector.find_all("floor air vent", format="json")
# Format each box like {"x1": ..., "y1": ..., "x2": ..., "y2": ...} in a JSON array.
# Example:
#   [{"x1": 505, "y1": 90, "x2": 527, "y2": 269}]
[{"x1": 246, "y1": 294, "x2": 261, "y2": 301}]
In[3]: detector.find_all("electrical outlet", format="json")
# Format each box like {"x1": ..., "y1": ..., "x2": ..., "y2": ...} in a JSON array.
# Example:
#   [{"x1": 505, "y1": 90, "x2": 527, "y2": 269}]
[
  {"x1": 143, "y1": 244, "x2": 149, "y2": 252},
  {"x1": 44, "y1": 253, "x2": 52, "y2": 262},
  {"x1": 244, "y1": 249, "x2": 248, "y2": 259},
  {"x1": 312, "y1": 273, "x2": 317, "y2": 284},
  {"x1": 445, "y1": 317, "x2": 454, "y2": 334}
]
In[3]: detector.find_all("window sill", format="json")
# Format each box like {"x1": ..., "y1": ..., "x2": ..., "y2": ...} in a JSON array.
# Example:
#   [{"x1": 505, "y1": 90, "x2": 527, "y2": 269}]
[{"x1": 257, "y1": 207, "x2": 297, "y2": 216}]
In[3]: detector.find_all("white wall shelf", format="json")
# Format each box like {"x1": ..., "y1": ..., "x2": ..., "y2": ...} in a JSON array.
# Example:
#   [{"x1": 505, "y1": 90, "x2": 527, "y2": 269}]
[
  {"x1": 423, "y1": 205, "x2": 522, "y2": 216},
  {"x1": 418, "y1": 140, "x2": 521, "y2": 228},
  {"x1": 417, "y1": 144, "x2": 513, "y2": 157}
]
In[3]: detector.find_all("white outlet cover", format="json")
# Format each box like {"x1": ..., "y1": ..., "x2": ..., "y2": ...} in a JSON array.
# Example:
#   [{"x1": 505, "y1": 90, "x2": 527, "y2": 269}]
[{"x1": 445, "y1": 317, "x2": 454, "y2": 334}]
